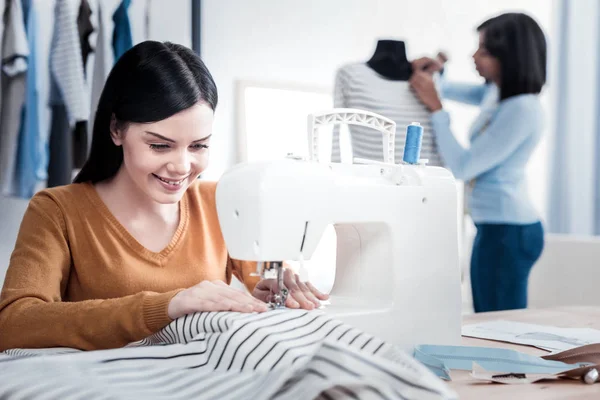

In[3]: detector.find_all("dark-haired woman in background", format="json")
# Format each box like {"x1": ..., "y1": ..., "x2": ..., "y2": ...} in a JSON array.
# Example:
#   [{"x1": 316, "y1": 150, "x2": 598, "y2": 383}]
[
  {"x1": 0, "y1": 41, "x2": 327, "y2": 351},
  {"x1": 410, "y1": 13, "x2": 546, "y2": 313}
]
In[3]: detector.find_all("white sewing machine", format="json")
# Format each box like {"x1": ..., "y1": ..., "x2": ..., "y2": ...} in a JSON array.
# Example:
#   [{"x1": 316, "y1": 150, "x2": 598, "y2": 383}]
[{"x1": 216, "y1": 109, "x2": 462, "y2": 350}]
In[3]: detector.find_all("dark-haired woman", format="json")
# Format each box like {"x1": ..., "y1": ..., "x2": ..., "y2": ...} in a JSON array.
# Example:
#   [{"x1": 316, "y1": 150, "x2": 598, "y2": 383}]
[
  {"x1": 410, "y1": 13, "x2": 546, "y2": 313},
  {"x1": 0, "y1": 41, "x2": 327, "y2": 351}
]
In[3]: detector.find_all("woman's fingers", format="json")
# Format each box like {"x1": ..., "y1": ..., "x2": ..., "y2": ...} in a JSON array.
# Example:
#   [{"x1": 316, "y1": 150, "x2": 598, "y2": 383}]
[
  {"x1": 200, "y1": 280, "x2": 268, "y2": 311},
  {"x1": 197, "y1": 298, "x2": 254, "y2": 313},
  {"x1": 285, "y1": 296, "x2": 301, "y2": 309},
  {"x1": 213, "y1": 280, "x2": 261, "y2": 302},
  {"x1": 297, "y1": 280, "x2": 321, "y2": 307},
  {"x1": 410, "y1": 71, "x2": 442, "y2": 111},
  {"x1": 251, "y1": 272, "x2": 329, "y2": 311},
  {"x1": 283, "y1": 269, "x2": 314, "y2": 310},
  {"x1": 282, "y1": 270, "x2": 307, "y2": 309},
  {"x1": 412, "y1": 57, "x2": 442, "y2": 73},
  {"x1": 410, "y1": 71, "x2": 428, "y2": 89},
  {"x1": 217, "y1": 283, "x2": 268, "y2": 311},
  {"x1": 168, "y1": 280, "x2": 270, "y2": 319},
  {"x1": 412, "y1": 57, "x2": 434, "y2": 71},
  {"x1": 252, "y1": 277, "x2": 273, "y2": 293},
  {"x1": 306, "y1": 281, "x2": 329, "y2": 300},
  {"x1": 409, "y1": 76, "x2": 422, "y2": 91}
]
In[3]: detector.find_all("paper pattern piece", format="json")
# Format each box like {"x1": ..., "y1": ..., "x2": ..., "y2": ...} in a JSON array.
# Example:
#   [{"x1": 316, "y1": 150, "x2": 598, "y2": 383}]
[{"x1": 462, "y1": 320, "x2": 600, "y2": 352}]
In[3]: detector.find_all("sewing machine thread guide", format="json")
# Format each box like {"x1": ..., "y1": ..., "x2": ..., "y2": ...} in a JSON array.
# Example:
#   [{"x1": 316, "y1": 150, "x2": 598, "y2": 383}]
[{"x1": 300, "y1": 221, "x2": 309, "y2": 252}]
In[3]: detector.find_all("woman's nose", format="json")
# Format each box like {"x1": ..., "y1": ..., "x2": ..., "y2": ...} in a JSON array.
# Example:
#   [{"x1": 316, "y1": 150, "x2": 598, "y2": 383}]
[{"x1": 168, "y1": 151, "x2": 191, "y2": 175}]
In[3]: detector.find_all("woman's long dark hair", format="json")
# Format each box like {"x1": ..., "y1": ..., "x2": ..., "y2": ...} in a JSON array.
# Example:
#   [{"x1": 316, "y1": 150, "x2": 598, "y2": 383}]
[
  {"x1": 478, "y1": 13, "x2": 547, "y2": 100},
  {"x1": 74, "y1": 41, "x2": 218, "y2": 184}
]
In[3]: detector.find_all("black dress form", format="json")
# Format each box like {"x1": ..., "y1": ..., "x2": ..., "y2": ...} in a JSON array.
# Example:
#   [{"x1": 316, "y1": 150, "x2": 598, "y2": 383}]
[{"x1": 366, "y1": 40, "x2": 412, "y2": 81}]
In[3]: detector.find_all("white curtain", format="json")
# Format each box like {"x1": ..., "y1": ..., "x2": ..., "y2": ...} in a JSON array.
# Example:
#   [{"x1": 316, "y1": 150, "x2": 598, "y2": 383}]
[{"x1": 548, "y1": 0, "x2": 600, "y2": 235}]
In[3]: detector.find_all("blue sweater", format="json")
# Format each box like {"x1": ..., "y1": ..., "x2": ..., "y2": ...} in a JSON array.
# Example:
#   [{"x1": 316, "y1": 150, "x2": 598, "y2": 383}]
[{"x1": 430, "y1": 82, "x2": 544, "y2": 224}]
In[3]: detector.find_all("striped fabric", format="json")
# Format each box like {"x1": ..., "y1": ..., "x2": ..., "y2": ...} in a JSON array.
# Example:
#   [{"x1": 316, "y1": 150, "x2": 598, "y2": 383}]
[
  {"x1": 0, "y1": 309, "x2": 456, "y2": 400},
  {"x1": 331, "y1": 63, "x2": 443, "y2": 167}
]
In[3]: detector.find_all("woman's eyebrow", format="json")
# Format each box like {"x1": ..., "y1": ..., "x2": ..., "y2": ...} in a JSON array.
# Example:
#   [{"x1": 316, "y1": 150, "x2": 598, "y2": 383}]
[
  {"x1": 144, "y1": 131, "x2": 175, "y2": 142},
  {"x1": 144, "y1": 132, "x2": 212, "y2": 143},
  {"x1": 192, "y1": 134, "x2": 212, "y2": 143}
]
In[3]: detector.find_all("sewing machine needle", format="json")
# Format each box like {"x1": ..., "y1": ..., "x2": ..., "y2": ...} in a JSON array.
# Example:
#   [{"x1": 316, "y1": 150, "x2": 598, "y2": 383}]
[{"x1": 277, "y1": 265, "x2": 284, "y2": 301}]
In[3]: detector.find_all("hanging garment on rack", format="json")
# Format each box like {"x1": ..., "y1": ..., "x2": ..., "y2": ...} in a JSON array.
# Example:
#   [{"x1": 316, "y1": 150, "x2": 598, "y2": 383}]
[
  {"x1": 47, "y1": 0, "x2": 91, "y2": 188},
  {"x1": 330, "y1": 63, "x2": 443, "y2": 166},
  {"x1": 47, "y1": 104, "x2": 72, "y2": 187},
  {"x1": 49, "y1": 0, "x2": 89, "y2": 130},
  {"x1": 0, "y1": 0, "x2": 28, "y2": 195},
  {"x1": 77, "y1": 0, "x2": 93, "y2": 72},
  {"x1": 72, "y1": 0, "x2": 94, "y2": 169},
  {"x1": 12, "y1": 0, "x2": 41, "y2": 198},
  {"x1": 88, "y1": 1, "x2": 109, "y2": 148},
  {"x1": 19, "y1": 0, "x2": 29, "y2": 20},
  {"x1": 112, "y1": 0, "x2": 132, "y2": 62},
  {"x1": 0, "y1": 1, "x2": 5, "y2": 80}
]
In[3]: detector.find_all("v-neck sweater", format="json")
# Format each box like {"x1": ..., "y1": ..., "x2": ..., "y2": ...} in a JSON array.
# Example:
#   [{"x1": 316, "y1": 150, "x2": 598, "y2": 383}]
[{"x1": 0, "y1": 180, "x2": 260, "y2": 351}]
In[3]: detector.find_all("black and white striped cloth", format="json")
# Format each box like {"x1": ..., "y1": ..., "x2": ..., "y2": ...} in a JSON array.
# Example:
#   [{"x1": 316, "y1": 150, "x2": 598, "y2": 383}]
[
  {"x1": 0, "y1": 309, "x2": 456, "y2": 399},
  {"x1": 331, "y1": 63, "x2": 443, "y2": 167}
]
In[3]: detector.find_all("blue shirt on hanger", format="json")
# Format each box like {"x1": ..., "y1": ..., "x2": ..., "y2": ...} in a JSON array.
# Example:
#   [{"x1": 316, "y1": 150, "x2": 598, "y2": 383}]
[
  {"x1": 112, "y1": 0, "x2": 133, "y2": 62},
  {"x1": 14, "y1": 0, "x2": 41, "y2": 198}
]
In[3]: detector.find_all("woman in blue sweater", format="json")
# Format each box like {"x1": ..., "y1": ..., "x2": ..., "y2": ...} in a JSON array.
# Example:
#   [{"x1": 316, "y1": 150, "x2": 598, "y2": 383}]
[{"x1": 410, "y1": 13, "x2": 547, "y2": 313}]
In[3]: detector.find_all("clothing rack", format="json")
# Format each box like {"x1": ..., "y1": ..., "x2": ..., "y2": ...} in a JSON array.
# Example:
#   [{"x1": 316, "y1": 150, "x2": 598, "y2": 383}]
[{"x1": 0, "y1": 0, "x2": 200, "y2": 200}]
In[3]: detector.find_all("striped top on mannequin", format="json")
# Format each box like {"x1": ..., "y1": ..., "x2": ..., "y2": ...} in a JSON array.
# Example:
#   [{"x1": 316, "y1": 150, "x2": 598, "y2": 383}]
[{"x1": 331, "y1": 40, "x2": 443, "y2": 167}]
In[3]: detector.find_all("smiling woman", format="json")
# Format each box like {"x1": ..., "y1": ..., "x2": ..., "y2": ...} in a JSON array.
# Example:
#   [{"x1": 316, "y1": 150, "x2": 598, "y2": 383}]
[
  {"x1": 96, "y1": 103, "x2": 213, "y2": 204},
  {"x1": 0, "y1": 40, "x2": 327, "y2": 352},
  {"x1": 143, "y1": 128, "x2": 212, "y2": 188}
]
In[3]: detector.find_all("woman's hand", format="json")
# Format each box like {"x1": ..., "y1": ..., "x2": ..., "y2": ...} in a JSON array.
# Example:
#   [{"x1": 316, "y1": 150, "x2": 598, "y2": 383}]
[
  {"x1": 409, "y1": 71, "x2": 443, "y2": 112},
  {"x1": 412, "y1": 56, "x2": 444, "y2": 74},
  {"x1": 253, "y1": 269, "x2": 329, "y2": 310},
  {"x1": 168, "y1": 280, "x2": 269, "y2": 319},
  {"x1": 412, "y1": 52, "x2": 448, "y2": 74}
]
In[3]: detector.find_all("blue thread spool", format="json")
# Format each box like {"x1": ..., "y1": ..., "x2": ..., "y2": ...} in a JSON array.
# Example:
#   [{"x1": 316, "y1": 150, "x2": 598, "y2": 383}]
[{"x1": 402, "y1": 122, "x2": 423, "y2": 164}]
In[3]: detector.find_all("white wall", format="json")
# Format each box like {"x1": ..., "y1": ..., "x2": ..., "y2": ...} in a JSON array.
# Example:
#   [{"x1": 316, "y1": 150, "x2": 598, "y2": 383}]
[{"x1": 201, "y1": 0, "x2": 556, "y2": 221}]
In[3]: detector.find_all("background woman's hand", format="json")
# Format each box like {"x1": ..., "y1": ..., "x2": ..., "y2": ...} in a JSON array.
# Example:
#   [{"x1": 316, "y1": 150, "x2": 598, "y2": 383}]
[
  {"x1": 168, "y1": 280, "x2": 269, "y2": 319},
  {"x1": 410, "y1": 71, "x2": 443, "y2": 112},
  {"x1": 412, "y1": 57, "x2": 444, "y2": 74},
  {"x1": 412, "y1": 52, "x2": 448, "y2": 74},
  {"x1": 253, "y1": 269, "x2": 329, "y2": 310}
]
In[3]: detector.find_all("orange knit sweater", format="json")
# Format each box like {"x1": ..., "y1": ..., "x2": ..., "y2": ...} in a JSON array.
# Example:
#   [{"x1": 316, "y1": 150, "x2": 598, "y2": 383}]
[{"x1": 0, "y1": 181, "x2": 259, "y2": 351}]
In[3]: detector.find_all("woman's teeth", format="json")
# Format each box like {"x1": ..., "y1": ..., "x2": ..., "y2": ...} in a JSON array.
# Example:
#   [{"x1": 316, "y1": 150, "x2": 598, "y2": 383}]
[{"x1": 155, "y1": 175, "x2": 185, "y2": 185}]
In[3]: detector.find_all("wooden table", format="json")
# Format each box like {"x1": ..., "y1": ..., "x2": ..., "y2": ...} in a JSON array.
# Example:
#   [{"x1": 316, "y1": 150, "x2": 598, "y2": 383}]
[{"x1": 448, "y1": 306, "x2": 600, "y2": 399}]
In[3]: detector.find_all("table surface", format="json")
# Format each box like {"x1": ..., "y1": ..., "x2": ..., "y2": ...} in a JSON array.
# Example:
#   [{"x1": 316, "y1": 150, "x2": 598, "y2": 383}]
[{"x1": 448, "y1": 306, "x2": 600, "y2": 399}]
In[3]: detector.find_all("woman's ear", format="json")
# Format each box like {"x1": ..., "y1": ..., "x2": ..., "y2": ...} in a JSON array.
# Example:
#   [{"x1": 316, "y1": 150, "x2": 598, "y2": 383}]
[{"x1": 110, "y1": 114, "x2": 123, "y2": 146}]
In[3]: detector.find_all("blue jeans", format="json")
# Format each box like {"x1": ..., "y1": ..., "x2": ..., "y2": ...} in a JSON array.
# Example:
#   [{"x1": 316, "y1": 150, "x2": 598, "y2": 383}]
[{"x1": 470, "y1": 222, "x2": 545, "y2": 313}]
